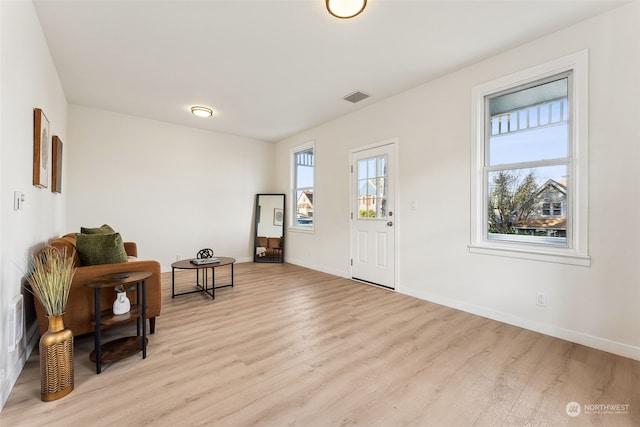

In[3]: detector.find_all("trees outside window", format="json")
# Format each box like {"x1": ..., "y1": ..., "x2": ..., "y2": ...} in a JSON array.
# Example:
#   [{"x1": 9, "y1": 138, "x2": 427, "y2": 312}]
[{"x1": 488, "y1": 170, "x2": 537, "y2": 235}]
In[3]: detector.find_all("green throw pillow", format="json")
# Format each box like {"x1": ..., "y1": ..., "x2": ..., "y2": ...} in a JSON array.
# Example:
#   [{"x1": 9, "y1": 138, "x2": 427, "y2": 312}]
[
  {"x1": 80, "y1": 224, "x2": 116, "y2": 234},
  {"x1": 76, "y1": 232, "x2": 128, "y2": 266}
]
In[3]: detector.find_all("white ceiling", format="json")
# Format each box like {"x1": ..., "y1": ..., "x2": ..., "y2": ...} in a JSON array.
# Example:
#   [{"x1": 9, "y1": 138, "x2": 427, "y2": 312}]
[{"x1": 33, "y1": 0, "x2": 627, "y2": 142}]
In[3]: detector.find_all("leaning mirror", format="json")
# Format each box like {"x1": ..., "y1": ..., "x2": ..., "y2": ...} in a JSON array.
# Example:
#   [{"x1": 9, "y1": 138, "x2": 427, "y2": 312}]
[{"x1": 254, "y1": 194, "x2": 285, "y2": 263}]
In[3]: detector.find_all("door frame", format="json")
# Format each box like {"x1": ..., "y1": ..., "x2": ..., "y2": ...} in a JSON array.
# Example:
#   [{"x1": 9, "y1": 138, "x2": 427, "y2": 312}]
[{"x1": 349, "y1": 138, "x2": 399, "y2": 289}]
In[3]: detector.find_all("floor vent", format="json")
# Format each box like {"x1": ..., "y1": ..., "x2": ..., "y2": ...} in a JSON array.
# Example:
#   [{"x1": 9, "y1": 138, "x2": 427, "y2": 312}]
[
  {"x1": 343, "y1": 90, "x2": 371, "y2": 104},
  {"x1": 8, "y1": 295, "x2": 24, "y2": 352}
]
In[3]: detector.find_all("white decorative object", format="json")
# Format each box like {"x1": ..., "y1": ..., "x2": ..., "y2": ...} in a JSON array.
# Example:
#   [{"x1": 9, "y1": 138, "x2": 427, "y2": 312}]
[{"x1": 113, "y1": 291, "x2": 130, "y2": 315}]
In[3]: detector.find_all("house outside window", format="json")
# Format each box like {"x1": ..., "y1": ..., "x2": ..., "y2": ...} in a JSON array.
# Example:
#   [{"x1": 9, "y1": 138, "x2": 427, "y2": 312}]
[
  {"x1": 291, "y1": 142, "x2": 314, "y2": 230},
  {"x1": 514, "y1": 179, "x2": 566, "y2": 237},
  {"x1": 470, "y1": 51, "x2": 590, "y2": 266}
]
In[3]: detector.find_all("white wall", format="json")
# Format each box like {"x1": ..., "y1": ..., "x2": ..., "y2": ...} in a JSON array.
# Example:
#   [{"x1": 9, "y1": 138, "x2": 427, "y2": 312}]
[
  {"x1": 66, "y1": 105, "x2": 274, "y2": 271},
  {"x1": 0, "y1": 1, "x2": 68, "y2": 409},
  {"x1": 276, "y1": 3, "x2": 640, "y2": 360}
]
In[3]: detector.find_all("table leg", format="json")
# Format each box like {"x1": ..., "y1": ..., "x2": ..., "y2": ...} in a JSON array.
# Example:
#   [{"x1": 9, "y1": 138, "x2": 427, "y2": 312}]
[
  {"x1": 203, "y1": 268, "x2": 207, "y2": 294},
  {"x1": 211, "y1": 267, "x2": 215, "y2": 299},
  {"x1": 172, "y1": 267, "x2": 176, "y2": 298},
  {"x1": 136, "y1": 281, "x2": 141, "y2": 336},
  {"x1": 141, "y1": 279, "x2": 147, "y2": 359},
  {"x1": 94, "y1": 287, "x2": 102, "y2": 374},
  {"x1": 231, "y1": 263, "x2": 234, "y2": 287}
]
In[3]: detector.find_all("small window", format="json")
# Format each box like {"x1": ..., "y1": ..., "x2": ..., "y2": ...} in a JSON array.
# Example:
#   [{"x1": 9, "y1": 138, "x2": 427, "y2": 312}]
[
  {"x1": 470, "y1": 51, "x2": 590, "y2": 266},
  {"x1": 291, "y1": 142, "x2": 314, "y2": 230},
  {"x1": 542, "y1": 202, "x2": 562, "y2": 217}
]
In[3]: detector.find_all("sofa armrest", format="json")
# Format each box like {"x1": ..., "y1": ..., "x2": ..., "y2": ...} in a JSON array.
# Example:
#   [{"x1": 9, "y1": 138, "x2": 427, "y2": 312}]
[{"x1": 124, "y1": 241, "x2": 137, "y2": 257}]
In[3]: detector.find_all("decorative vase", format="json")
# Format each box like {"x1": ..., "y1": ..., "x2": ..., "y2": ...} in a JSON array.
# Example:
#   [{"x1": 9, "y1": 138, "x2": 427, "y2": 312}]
[
  {"x1": 40, "y1": 315, "x2": 74, "y2": 402},
  {"x1": 113, "y1": 291, "x2": 130, "y2": 315}
]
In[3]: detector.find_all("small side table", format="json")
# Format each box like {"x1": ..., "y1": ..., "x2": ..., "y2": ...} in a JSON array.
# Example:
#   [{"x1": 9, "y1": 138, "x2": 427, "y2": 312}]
[{"x1": 85, "y1": 271, "x2": 151, "y2": 374}]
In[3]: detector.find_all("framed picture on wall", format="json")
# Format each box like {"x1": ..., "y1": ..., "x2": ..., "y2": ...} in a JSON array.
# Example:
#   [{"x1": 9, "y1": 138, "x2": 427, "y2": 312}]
[
  {"x1": 33, "y1": 108, "x2": 50, "y2": 188},
  {"x1": 52, "y1": 135, "x2": 63, "y2": 193},
  {"x1": 273, "y1": 208, "x2": 284, "y2": 226}
]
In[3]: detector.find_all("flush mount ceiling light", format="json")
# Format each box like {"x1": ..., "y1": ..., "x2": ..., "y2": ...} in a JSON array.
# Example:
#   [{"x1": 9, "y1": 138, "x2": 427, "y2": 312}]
[
  {"x1": 326, "y1": 0, "x2": 367, "y2": 19},
  {"x1": 190, "y1": 106, "x2": 213, "y2": 118}
]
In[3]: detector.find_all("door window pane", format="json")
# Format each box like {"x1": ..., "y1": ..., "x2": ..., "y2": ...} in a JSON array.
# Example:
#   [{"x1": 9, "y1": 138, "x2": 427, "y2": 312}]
[{"x1": 357, "y1": 155, "x2": 387, "y2": 219}]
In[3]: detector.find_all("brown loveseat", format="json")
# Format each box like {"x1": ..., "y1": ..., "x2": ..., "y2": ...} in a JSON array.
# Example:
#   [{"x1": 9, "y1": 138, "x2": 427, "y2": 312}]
[
  {"x1": 33, "y1": 233, "x2": 162, "y2": 337},
  {"x1": 256, "y1": 236, "x2": 282, "y2": 259}
]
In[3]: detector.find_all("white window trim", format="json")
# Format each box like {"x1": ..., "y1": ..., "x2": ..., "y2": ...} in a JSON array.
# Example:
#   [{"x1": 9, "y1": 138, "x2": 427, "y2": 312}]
[
  {"x1": 469, "y1": 50, "x2": 590, "y2": 267},
  {"x1": 289, "y1": 140, "x2": 315, "y2": 233}
]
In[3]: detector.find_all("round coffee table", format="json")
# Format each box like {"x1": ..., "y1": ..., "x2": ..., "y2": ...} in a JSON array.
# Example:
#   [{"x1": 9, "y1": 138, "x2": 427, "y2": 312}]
[{"x1": 171, "y1": 257, "x2": 235, "y2": 299}]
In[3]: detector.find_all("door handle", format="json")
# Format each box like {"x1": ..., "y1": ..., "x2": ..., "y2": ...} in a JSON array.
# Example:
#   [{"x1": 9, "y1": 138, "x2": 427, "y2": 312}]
[{"x1": 387, "y1": 221, "x2": 393, "y2": 226}]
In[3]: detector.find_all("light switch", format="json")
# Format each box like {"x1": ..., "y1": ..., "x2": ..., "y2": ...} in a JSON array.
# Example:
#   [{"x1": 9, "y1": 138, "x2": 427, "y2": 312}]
[{"x1": 13, "y1": 191, "x2": 25, "y2": 210}]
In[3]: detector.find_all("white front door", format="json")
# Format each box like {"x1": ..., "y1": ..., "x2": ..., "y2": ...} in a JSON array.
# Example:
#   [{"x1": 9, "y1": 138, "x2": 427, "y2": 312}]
[{"x1": 350, "y1": 142, "x2": 396, "y2": 289}]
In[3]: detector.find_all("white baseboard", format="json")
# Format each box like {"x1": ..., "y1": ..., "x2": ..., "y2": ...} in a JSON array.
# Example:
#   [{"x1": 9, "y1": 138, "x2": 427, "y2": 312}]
[
  {"x1": 397, "y1": 285, "x2": 640, "y2": 362},
  {"x1": 1, "y1": 323, "x2": 38, "y2": 412}
]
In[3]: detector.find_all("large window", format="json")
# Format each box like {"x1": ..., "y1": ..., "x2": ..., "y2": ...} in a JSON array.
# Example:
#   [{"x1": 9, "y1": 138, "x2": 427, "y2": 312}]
[
  {"x1": 470, "y1": 51, "x2": 590, "y2": 266},
  {"x1": 486, "y1": 72, "x2": 570, "y2": 245},
  {"x1": 291, "y1": 142, "x2": 314, "y2": 230}
]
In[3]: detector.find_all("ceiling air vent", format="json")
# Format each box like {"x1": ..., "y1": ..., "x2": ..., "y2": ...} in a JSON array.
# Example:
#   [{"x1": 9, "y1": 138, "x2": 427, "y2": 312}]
[{"x1": 343, "y1": 90, "x2": 371, "y2": 104}]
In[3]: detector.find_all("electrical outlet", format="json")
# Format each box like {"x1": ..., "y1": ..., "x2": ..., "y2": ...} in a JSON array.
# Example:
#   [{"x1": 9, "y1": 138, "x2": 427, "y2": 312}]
[
  {"x1": 0, "y1": 369, "x2": 5, "y2": 384},
  {"x1": 536, "y1": 292, "x2": 547, "y2": 307}
]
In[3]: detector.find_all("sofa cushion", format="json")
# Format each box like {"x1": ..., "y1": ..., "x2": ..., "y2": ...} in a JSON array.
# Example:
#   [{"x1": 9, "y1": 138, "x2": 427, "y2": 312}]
[
  {"x1": 76, "y1": 232, "x2": 128, "y2": 266},
  {"x1": 80, "y1": 224, "x2": 116, "y2": 234},
  {"x1": 267, "y1": 237, "x2": 281, "y2": 249}
]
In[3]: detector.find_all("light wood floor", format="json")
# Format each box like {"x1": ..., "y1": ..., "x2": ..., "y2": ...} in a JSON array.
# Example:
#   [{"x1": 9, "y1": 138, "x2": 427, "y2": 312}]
[{"x1": 1, "y1": 262, "x2": 638, "y2": 426}]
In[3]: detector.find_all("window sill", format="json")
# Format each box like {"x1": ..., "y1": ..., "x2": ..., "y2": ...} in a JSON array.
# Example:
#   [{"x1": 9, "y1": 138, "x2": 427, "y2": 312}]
[
  {"x1": 288, "y1": 226, "x2": 315, "y2": 234},
  {"x1": 468, "y1": 243, "x2": 590, "y2": 267}
]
